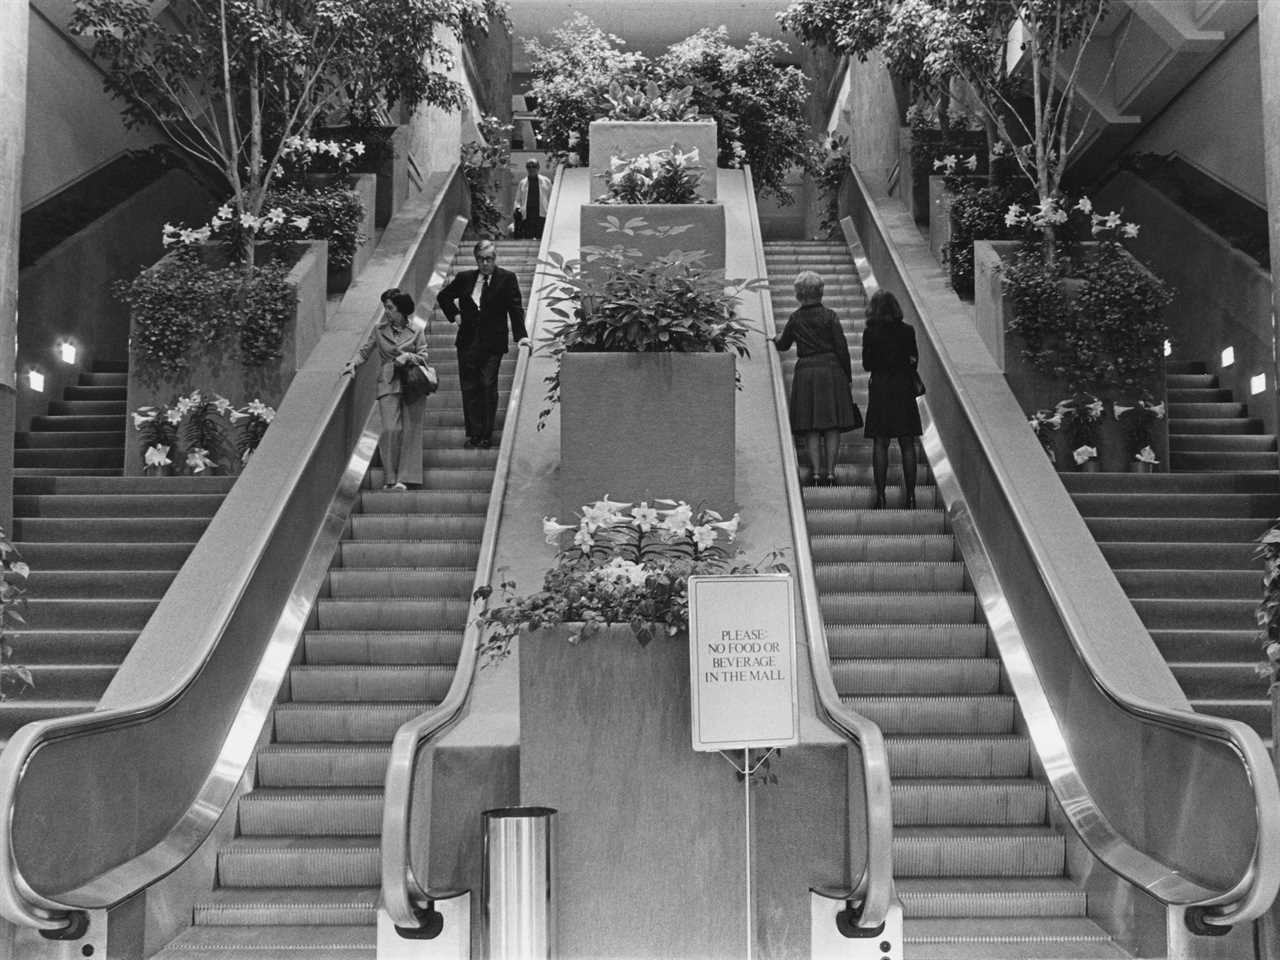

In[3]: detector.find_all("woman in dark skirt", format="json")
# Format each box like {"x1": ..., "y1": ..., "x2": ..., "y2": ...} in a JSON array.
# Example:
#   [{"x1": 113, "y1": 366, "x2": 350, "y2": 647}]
[
  {"x1": 862, "y1": 289, "x2": 923, "y2": 508},
  {"x1": 771, "y1": 271, "x2": 862, "y2": 486}
]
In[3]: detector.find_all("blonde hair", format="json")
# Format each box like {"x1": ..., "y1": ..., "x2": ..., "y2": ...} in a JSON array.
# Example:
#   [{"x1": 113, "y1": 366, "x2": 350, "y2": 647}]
[{"x1": 794, "y1": 271, "x2": 824, "y2": 305}]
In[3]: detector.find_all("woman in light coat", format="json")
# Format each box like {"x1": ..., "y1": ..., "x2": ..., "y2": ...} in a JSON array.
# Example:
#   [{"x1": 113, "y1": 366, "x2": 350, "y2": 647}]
[{"x1": 343, "y1": 288, "x2": 431, "y2": 490}]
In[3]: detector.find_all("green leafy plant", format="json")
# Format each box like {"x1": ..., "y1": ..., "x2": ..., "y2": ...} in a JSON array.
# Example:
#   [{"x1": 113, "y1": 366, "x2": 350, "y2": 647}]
[
  {"x1": 1027, "y1": 407, "x2": 1062, "y2": 463},
  {"x1": 943, "y1": 174, "x2": 1029, "y2": 299},
  {"x1": 0, "y1": 531, "x2": 31, "y2": 702},
  {"x1": 117, "y1": 250, "x2": 295, "y2": 380},
  {"x1": 814, "y1": 134, "x2": 851, "y2": 240},
  {"x1": 133, "y1": 392, "x2": 275, "y2": 474},
  {"x1": 474, "y1": 497, "x2": 784, "y2": 661},
  {"x1": 1054, "y1": 394, "x2": 1102, "y2": 466},
  {"x1": 534, "y1": 247, "x2": 763, "y2": 425},
  {"x1": 1112, "y1": 397, "x2": 1164, "y2": 465},
  {"x1": 596, "y1": 144, "x2": 706, "y2": 205},
  {"x1": 461, "y1": 115, "x2": 513, "y2": 239},
  {"x1": 260, "y1": 184, "x2": 366, "y2": 270},
  {"x1": 604, "y1": 79, "x2": 699, "y2": 121},
  {"x1": 230, "y1": 399, "x2": 277, "y2": 466}
]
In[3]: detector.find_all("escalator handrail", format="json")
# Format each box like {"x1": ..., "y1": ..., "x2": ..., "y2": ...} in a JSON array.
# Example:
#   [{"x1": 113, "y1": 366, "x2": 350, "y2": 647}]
[
  {"x1": 0, "y1": 167, "x2": 470, "y2": 935},
  {"x1": 743, "y1": 169, "x2": 895, "y2": 928},
  {"x1": 842, "y1": 173, "x2": 1280, "y2": 926},
  {"x1": 380, "y1": 164, "x2": 563, "y2": 931}
]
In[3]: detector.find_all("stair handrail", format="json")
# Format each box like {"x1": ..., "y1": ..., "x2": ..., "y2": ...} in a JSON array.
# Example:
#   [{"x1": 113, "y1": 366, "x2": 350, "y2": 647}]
[
  {"x1": 379, "y1": 164, "x2": 564, "y2": 933},
  {"x1": 743, "y1": 170, "x2": 895, "y2": 930},
  {"x1": 842, "y1": 170, "x2": 1280, "y2": 930},
  {"x1": 0, "y1": 167, "x2": 471, "y2": 937}
]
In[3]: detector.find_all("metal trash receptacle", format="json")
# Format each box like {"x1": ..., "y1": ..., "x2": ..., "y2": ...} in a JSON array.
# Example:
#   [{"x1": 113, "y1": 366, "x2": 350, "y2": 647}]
[{"x1": 482, "y1": 806, "x2": 556, "y2": 960}]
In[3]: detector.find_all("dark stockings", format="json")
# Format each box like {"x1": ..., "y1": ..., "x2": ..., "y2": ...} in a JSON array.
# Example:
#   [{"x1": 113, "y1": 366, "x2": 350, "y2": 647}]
[{"x1": 872, "y1": 436, "x2": 918, "y2": 507}]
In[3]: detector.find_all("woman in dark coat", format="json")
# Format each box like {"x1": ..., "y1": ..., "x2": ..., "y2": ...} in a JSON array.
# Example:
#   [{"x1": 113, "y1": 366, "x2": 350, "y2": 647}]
[
  {"x1": 771, "y1": 271, "x2": 862, "y2": 486},
  {"x1": 342, "y1": 288, "x2": 431, "y2": 490},
  {"x1": 862, "y1": 289, "x2": 923, "y2": 508}
]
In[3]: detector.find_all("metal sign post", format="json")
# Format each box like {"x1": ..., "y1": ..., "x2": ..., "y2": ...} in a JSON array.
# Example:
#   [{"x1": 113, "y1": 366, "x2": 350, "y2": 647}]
[{"x1": 689, "y1": 574, "x2": 798, "y2": 959}]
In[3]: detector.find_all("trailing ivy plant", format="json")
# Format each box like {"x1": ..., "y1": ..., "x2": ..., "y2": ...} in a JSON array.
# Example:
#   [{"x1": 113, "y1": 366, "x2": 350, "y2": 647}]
[
  {"x1": 0, "y1": 531, "x2": 31, "y2": 703},
  {"x1": 117, "y1": 250, "x2": 294, "y2": 380},
  {"x1": 461, "y1": 115, "x2": 513, "y2": 239}
]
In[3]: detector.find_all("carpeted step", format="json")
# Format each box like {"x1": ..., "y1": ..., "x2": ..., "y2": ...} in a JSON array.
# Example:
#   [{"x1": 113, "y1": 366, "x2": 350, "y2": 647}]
[
  {"x1": 13, "y1": 475, "x2": 235, "y2": 495},
  {"x1": 1113, "y1": 568, "x2": 1258, "y2": 598},
  {"x1": 30, "y1": 415, "x2": 125, "y2": 432},
  {"x1": 11, "y1": 466, "x2": 120, "y2": 477},
  {"x1": 1170, "y1": 417, "x2": 1265, "y2": 434},
  {"x1": 1149, "y1": 629, "x2": 1257, "y2": 662},
  {"x1": 13, "y1": 493, "x2": 224, "y2": 517},
  {"x1": 6, "y1": 629, "x2": 138, "y2": 664},
  {"x1": 1059, "y1": 472, "x2": 1277, "y2": 493},
  {"x1": 1070, "y1": 492, "x2": 1280, "y2": 518},
  {"x1": 1130, "y1": 596, "x2": 1254, "y2": 630},
  {"x1": 892, "y1": 779, "x2": 1046, "y2": 826},
  {"x1": 1166, "y1": 399, "x2": 1241, "y2": 414},
  {"x1": 48, "y1": 400, "x2": 126, "y2": 416},
  {"x1": 832, "y1": 658, "x2": 1000, "y2": 696},
  {"x1": 15, "y1": 430, "x2": 126, "y2": 449},
  {"x1": 25, "y1": 598, "x2": 156, "y2": 629},
  {"x1": 61, "y1": 385, "x2": 128, "y2": 402},
  {"x1": 1097, "y1": 541, "x2": 1255, "y2": 569},
  {"x1": 1170, "y1": 433, "x2": 1276, "y2": 453},
  {"x1": 28, "y1": 569, "x2": 177, "y2": 598},
  {"x1": 21, "y1": 664, "x2": 117, "y2": 700},
  {"x1": 1171, "y1": 449, "x2": 1277, "y2": 470},
  {"x1": 13, "y1": 447, "x2": 123, "y2": 469},
  {"x1": 1084, "y1": 516, "x2": 1267, "y2": 542},
  {"x1": 1170, "y1": 663, "x2": 1265, "y2": 698},
  {"x1": 15, "y1": 541, "x2": 197, "y2": 569},
  {"x1": 78, "y1": 371, "x2": 127, "y2": 387}
]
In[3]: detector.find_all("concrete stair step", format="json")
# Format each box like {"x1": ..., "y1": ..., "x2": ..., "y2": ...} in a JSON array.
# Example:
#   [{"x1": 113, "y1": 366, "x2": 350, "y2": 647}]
[
  {"x1": 1059, "y1": 471, "x2": 1276, "y2": 493},
  {"x1": 1131, "y1": 596, "x2": 1254, "y2": 630},
  {"x1": 13, "y1": 475, "x2": 235, "y2": 494},
  {"x1": 1097, "y1": 541, "x2": 1254, "y2": 569},
  {"x1": 1171, "y1": 662, "x2": 1266, "y2": 698},
  {"x1": 12, "y1": 516, "x2": 213, "y2": 541},
  {"x1": 1070, "y1": 491, "x2": 1280, "y2": 517},
  {"x1": 1150, "y1": 628, "x2": 1257, "y2": 661},
  {"x1": 1085, "y1": 516, "x2": 1267, "y2": 542},
  {"x1": 7, "y1": 629, "x2": 138, "y2": 664},
  {"x1": 25, "y1": 598, "x2": 156, "y2": 629}
]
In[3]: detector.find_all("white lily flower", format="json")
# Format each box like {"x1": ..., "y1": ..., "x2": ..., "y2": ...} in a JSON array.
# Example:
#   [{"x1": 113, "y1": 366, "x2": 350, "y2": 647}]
[
  {"x1": 710, "y1": 513, "x2": 741, "y2": 542},
  {"x1": 1112, "y1": 403, "x2": 1134, "y2": 420},
  {"x1": 691, "y1": 525, "x2": 717, "y2": 551},
  {"x1": 542, "y1": 517, "x2": 576, "y2": 544},
  {"x1": 1135, "y1": 445, "x2": 1159, "y2": 464},
  {"x1": 1121, "y1": 222, "x2": 1140, "y2": 238},
  {"x1": 144, "y1": 444, "x2": 172, "y2": 468},
  {"x1": 630, "y1": 502, "x2": 660, "y2": 532},
  {"x1": 573, "y1": 527, "x2": 594, "y2": 550},
  {"x1": 186, "y1": 447, "x2": 214, "y2": 474},
  {"x1": 1074, "y1": 196, "x2": 1093, "y2": 214},
  {"x1": 291, "y1": 216, "x2": 311, "y2": 231},
  {"x1": 1072, "y1": 445, "x2": 1098, "y2": 465}
]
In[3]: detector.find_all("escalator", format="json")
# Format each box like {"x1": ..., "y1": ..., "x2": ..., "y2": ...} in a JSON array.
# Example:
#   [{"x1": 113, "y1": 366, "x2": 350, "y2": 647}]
[
  {"x1": 147, "y1": 240, "x2": 537, "y2": 958},
  {"x1": 767, "y1": 241, "x2": 1129, "y2": 959}
]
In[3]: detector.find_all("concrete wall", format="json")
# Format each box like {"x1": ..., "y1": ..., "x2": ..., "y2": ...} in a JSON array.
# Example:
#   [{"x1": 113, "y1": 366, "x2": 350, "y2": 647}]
[
  {"x1": 1124, "y1": 19, "x2": 1265, "y2": 207},
  {"x1": 843, "y1": 53, "x2": 901, "y2": 194},
  {"x1": 24, "y1": 2, "x2": 163, "y2": 210}
]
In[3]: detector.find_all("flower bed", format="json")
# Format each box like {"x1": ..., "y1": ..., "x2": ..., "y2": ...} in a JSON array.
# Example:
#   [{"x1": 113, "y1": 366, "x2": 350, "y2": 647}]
[{"x1": 589, "y1": 121, "x2": 718, "y2": 201}]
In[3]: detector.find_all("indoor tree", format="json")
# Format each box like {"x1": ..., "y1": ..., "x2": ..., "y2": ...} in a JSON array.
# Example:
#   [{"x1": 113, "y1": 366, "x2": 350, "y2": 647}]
[{"x1": 70, "y1": 0, "x2": 505, "y2": 267}]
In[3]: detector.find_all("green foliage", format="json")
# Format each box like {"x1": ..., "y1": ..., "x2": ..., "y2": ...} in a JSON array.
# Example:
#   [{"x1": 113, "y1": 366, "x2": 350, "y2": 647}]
[
  {"x1": 117, "y1": 250, "x2": 295, "y2": 379},
  {"x1": 133, "y1": 393, "x2": 276, "y2": 473},
  {"x1": 461, "y1": 115, "x2": 513, "y2": 239},
  {"x1": 535, "y1": 247, "x2": 764, "y2": 426},
  {"x1": 474, "y1": 498, "x2": 783, "y2": 662},
  {"x1": 262, "y1": 184, "x2": 366, "y2": 269},
  {"x1": 604, "y1": 80, "x2": 698, "y2": 121},
  {"x1": 525, "y1": 17, "x2": 816, "y2": 203},
  {"x1": 1004, "y1": 237, "x2": 1172, "y2": 395},
  {"x1": 0, "y1": 533, "x2": 31, "y2": 703},
  {"x1": 815, "y1": 134, "x2": 850, "y2": 239},
  {"x1": 944, "y1": 179, "x2": 1028, "y2": 298},
  {"x1": 596, "y1": 144, "x2": 706, "y2": 205}
]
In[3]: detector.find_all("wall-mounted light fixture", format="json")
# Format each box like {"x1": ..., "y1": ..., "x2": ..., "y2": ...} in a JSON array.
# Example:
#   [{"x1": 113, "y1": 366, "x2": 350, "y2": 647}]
[
  {"x1": 1251, "y1": 373, "x2": 1267, "y2": 395},
  {"x1": 1221, "y1": 346, "x2": 1235, "y2": 368},
  {"x1": 57, "y1": 340, "x2": 78, "y2": 365},
  {"x1": 26, "y1": 369, "x2": 45, "y2": 393}
]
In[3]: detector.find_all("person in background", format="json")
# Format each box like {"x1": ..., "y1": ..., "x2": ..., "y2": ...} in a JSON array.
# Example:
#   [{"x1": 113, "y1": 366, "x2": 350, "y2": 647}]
[
  {"x1": 862, "y1": 289, "x2": 923, "y2": 508},
  {"x1": 512, "y1": 158, "x2": 552, "y2": 240},
  {"x1": 435, "y1": 240, "x2": 530, "y2": 448},
  {"x1": 771, "y1": 270, "x2": 862, "y2": 486},
  {"x1": 342, "y1": 288, "x2": 430, "y2": 491}
]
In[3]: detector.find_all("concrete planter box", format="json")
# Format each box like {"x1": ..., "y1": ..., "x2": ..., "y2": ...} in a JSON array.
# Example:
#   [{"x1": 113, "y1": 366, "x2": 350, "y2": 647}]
[
  {"x1": 898, "y1": 126, "x2": 986, "y2": 226},
  {"x1": 558, "y1": 352, "x2": 734, "y2": 515},
  {"x1": 928, "y1": 174, "x2": 986, "y2": 267},
  {"x1": 588, "y1": 120, "x2": 719, "y2": 201},
  {"x1": 974, "y1": 239, "x2": 1169, "y2": 472},
  {"x1": 312, "y1": 172, "x2": 376, "y2": 294},
  {"x1": 124, "y1": 240, "x2": 328, "y2": 475},
  {"x1": 579, "y1": 202, "x2": 725, "y2": 272}
]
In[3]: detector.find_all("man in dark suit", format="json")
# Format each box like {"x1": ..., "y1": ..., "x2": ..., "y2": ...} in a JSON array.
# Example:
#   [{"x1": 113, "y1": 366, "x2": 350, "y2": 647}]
[{"x1": 436, "y1": 240, "x2": 530, "y2": 448}]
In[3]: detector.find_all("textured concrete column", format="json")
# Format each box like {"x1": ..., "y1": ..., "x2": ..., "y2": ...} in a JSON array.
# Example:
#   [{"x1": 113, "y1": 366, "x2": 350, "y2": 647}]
[
  {"x1": 1261, "y1": 1, "x2": 1280, "y2": 420},
  {"x1": 0, "y1": 2, "x2": 27, "y2": 534}
]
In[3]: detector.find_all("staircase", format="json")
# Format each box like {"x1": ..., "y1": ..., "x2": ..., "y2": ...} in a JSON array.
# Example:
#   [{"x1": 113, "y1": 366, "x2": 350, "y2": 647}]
[
  {"x1": 151, "y1": 239, "x2": 537, "y2": 958},
  {"x1": 1062, "y1": 361, "x2": 1280, "y2": 739},
  {"x1": 4, "y1": 362, "x2": 233, "y2": 747},
  {"x1": 767, "y1": 241, "x2": 1129, "y2": 959}
]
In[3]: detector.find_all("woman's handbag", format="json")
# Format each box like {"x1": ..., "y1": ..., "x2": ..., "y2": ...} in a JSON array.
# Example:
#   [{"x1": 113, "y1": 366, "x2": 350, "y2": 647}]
[{"x1": 399, "y1": 361, "x2": 438, "y2": 403}]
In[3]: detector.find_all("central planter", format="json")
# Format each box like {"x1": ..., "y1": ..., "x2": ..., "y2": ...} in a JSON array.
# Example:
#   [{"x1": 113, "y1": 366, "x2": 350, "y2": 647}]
[
  {"x1": 588, "y1": 120, "x2": 719, "y2": 201},
  {"x1": 558, "y1": 352, "x2": 735, "y2": 516},
  {"x1": 518, "y1": 624, "x2": 744, "y2": 958},
  {"x1": 974, "y1": 239, "x2": 1170, "y2": 472},
  {"x1": 579, "y1": 202, "x2": 726, "y2": 273}
]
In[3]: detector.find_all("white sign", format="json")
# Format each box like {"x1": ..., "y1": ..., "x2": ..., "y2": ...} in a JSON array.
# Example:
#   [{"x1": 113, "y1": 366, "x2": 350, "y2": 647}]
[{"x1": 688, "y1": 574, "x2": 799, "y2": 751}]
